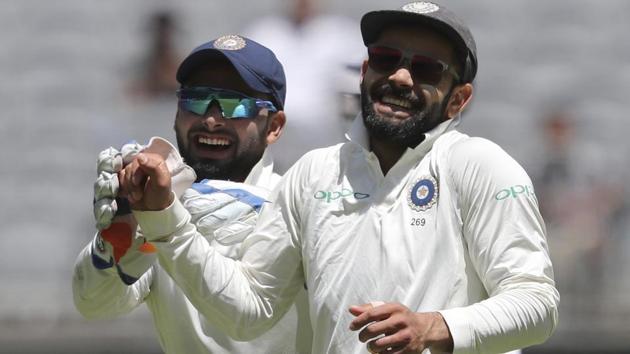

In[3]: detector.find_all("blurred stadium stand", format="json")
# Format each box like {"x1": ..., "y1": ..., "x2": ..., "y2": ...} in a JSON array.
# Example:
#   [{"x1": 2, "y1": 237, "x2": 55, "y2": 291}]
[{"x1": 1, "y1": 0, "x2": 628, "y2": 353}]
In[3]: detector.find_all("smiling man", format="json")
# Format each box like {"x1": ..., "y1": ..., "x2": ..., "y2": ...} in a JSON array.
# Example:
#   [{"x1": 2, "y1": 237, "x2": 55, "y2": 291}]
[
  {"x1": 113, "y1": 3, "x2": 559, "y2": 353},
  {"x1": 174, "y1": 45, "x2": 283, "y2": 184},
  {"x1": 73, "y1": 35, "x2": 312, "y2": 353}
]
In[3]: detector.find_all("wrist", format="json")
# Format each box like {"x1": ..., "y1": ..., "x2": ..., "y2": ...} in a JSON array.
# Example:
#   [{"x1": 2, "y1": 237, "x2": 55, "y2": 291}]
[{"x1": 427, "y1": 311, "x2": 454, "y2": 353}]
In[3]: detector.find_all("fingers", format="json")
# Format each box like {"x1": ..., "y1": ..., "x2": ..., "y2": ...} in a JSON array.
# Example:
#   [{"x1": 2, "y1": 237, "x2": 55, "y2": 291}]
[
  {"x1": 136, "y1": 153, "x2": 171, "y2": 189},
  {"x1": 117, "y1": 153, "x2": 173, "y2": 210},
  {"x1": 94, "y1": 171, "x2": 119, "y2": 201},
  {"x1": 349, "y1": 302, "x2": 396, "y2": 331},
  {"x1": 367, "y1": 331, "x2": 410, "y2": 353},
  {"x1": 349, "y1": 301, "x2": 385, "y2": 317},
  {"x1": 349, "y1": 303, "x2": 427, "y2": 353},
  {"x1": 97, "y1": 147, "x2": 123, "y2": 174},
  {"x1": 95, "y1": 147, "x2": 123, "y2": 230},
  {"x1": 349, "y1": 303, "x2": 373, "y2": 317},
  {"x1": 93, "y1": 198, "x2": 116, "y2": 230},
  {"x1": 118, "y1": 158, "x2": 148, "y2": 204},
  {"x1": 358, "y1": 316, "x2": 395, "y2": 343}
]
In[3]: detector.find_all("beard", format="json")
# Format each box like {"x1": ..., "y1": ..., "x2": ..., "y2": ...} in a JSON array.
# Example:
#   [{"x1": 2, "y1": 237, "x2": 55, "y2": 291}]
[
  {"x1": 361, "y1": 81, "x2": 451, "y2": 148},
  {"x1": 175, "y1": 127, "x2": 266, "y2": 182}
]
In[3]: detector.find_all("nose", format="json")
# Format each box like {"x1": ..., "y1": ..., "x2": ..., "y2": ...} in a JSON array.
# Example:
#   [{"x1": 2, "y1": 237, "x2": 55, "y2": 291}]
[
  {"x1": 201, "y1": 102, "x2": 226, "y2": 129},
  {"x1": 387, "y1": 65, "x2": 414, "y2": 90}
]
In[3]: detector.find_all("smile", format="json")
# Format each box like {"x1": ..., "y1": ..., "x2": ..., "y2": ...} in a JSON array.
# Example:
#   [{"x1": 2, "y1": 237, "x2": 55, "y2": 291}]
[
  {"x1": 198, "y1": 136, "x2": 231, "y2": 147},
  {"x1": 381, "y1": 95, "x2": 412, "y2": 109}
]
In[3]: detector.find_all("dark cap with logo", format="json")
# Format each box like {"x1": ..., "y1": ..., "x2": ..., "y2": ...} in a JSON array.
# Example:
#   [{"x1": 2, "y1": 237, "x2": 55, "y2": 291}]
[
  {"x1": 176, "y1": 35, "x2": 286, "y2": 109},
  {"x1": 361, "y1": 1, "x2": 477, "y2": 83}
]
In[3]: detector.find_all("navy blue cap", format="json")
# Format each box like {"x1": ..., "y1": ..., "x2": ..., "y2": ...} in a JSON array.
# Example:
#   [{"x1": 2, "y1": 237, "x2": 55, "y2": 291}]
[
  {"x1": 176, "y1": 35, "x2": 286, "y2": 109},
  {"x1": 361, "y1": 2, "x2": 477, "y2": 83}
]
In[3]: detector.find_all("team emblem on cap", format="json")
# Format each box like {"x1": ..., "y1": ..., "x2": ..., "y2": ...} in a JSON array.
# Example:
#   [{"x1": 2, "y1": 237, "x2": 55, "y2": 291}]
[
  {"x1": 408, "y1": 176, "x2": 438, "y2": 211},
  {"x1": 213, "y1": 35, "x2": 246, "y2": 51},
  {"x1": 402, "y1": 1, "x2": 440, "y2": 14}
]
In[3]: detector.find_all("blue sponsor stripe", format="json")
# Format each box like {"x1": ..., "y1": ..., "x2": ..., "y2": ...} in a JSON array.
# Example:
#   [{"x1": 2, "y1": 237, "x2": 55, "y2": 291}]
[{"x1": 191, "y1": 182, "x2": 268, "y2": 212}]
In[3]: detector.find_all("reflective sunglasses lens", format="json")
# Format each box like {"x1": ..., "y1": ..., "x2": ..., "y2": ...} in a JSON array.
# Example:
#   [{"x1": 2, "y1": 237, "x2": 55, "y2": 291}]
[
  {"x1": 411, "y1": 56, "x2": 445, "y2": 84},
  {"x1": 177, "y1": 88, "x2": 276, "y2": 118},
  {"x1": 368, "y1": 46, "x2": 402, "y2": 72},
  {"x1": 179, "y1": 99, "x2": 210, "y2": 115},
  {"x1": 219, "y1": 98, "x2": 257, "y2": 118},
  {"x1": 179, "y1": 98, "x2": 259, "y2": 118}
]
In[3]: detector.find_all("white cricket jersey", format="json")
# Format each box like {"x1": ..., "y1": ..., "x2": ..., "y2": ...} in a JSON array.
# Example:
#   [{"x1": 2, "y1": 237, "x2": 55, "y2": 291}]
[
  {"x1": 133, "y1": 117, "x2": 559, "y2": 354},
  {"x1": 73, "y1": 150, "x2": 313, "y2": 354}
]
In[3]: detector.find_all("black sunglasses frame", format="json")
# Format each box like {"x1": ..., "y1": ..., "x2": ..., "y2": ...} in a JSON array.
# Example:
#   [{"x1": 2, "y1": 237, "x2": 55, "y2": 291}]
[{"x1": 367, "y1": 45, "x2": 461, "y2": 84}]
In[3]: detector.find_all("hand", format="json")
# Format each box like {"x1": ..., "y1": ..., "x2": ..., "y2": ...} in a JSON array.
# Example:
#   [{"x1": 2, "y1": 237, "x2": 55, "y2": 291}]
[
  {"x1": 93, "y1": 142, "x2": 144, "y2": 229},
  {"x1": 118, "y1": 152, "x2": 173, "y2": 211},
  {"x1": 348, "y1": 302, "x2": 453, "y2": 354}
]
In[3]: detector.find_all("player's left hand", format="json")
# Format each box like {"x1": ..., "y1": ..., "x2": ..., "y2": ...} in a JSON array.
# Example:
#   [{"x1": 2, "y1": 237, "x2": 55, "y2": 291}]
[{"x1": 348, "y1": 302, "x2": 453, "y2": 354}]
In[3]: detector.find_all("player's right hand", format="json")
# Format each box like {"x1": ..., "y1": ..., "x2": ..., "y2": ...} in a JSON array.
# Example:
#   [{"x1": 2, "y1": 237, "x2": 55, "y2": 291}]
[{"x1": 117, "y1": 152, "x2": 173, "y2": 211}]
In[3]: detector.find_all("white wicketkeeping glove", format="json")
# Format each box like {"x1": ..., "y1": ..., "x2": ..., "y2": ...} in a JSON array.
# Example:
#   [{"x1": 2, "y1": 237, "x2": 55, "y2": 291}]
[
  {"x1": 181, "y1": 179, "x2": 271, "y2": 259},
  {"x1": 90, "y1": 137, "x2": 196, "y2": 284}
]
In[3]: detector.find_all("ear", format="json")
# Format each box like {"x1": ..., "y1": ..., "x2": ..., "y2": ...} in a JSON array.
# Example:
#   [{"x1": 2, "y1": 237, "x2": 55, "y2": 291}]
[
  {"x1": 360, "y1": 59, "x2": 369, "y2": 84},
  {"x1": 446, "y1": 83, "x2": 473, "y2": 119},
  {"x1": 265, "y1": 111, "x2": 286, "y2": 145}
]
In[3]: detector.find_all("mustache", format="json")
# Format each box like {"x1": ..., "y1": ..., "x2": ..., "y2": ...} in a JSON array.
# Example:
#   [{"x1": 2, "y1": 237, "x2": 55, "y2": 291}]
[
  {"x1": 370, "y1": 82, "x2": 426, "y2": 109},
  {"x1": 187, "y1": 125, "x2": 237, "y2": 141}
]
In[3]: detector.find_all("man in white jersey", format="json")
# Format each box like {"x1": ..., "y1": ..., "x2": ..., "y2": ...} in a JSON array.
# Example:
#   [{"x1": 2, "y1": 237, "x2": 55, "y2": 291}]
[
  {"x1": 72, "y1": 35, "x2": 312, "y2": 353},
  {"x1": 114, "y1": 3, "x2": 559, "y2": 353}
]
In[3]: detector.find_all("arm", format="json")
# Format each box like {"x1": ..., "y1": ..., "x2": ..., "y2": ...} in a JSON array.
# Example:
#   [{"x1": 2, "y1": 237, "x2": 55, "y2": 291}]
[
  {"x1": 122, "y1": 153, "x2": 305, "y2": 340},
  {"x1": 441, "y1": 138, "x2": 559, "y2": 353},
  {"x1": 74, "y1": 137, "x2": 195, "y2": 319},
  {"x1": 72, "y1": 233, "x2": 154, "y2": 319},
  {"x1": 73, "y1": 142, "x2": 155, "y2": 319}
]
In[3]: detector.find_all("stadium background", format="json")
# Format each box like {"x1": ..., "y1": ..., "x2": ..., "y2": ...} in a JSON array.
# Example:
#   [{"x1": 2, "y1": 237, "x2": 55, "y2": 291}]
[{"x1": 1, "y1": 0, "x2": 629, "y2": 353}]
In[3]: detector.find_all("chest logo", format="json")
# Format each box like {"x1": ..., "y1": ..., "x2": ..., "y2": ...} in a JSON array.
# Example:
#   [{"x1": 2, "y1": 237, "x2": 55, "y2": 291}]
[{"x1": 408, "y1": 176, "x2": 438, "y2": 211}]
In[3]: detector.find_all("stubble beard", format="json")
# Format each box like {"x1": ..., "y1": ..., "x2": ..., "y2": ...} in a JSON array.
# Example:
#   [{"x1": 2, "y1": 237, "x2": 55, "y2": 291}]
[{"x1": 175, "y1": 128, "x2": 265, "y2": 182}]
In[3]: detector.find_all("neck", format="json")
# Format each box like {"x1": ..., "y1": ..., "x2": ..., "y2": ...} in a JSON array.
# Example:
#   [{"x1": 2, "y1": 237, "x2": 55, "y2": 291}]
[{"x1": 370, "y1": 138, "x2": 409, "y2": 175}]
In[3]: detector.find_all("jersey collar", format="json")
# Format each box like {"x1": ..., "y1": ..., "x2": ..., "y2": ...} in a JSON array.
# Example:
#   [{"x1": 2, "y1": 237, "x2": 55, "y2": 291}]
[{"x1": 345, "y1": 113, "x2": 461, "y2": 154}]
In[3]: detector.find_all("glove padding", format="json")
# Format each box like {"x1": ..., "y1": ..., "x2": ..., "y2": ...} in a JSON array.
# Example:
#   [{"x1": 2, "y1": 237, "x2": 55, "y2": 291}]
[
  {"x1": 93, "y1": 142, "x2": 144, "y2": 230},
  {"x1": 90, "y1": 137, "x2": 195, "y2": 284},
  {"x1": 181, "y1": 179, "x2": 270, "y2": 258},
  {"x1": 92, "y1": 137, "x2": 195, "y2": 230}
]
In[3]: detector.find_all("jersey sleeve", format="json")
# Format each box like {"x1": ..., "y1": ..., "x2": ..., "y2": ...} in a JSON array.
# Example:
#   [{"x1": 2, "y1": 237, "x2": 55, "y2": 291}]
[
  {"x1": 132, "y1": 166, "x2": 307, "y2": 341},
  {"x1": 439, "y1": 137, "x2": 559, "y2": 354},
  {"x1": 72, "y1": 234, "x2": 154, "y2": 319}
]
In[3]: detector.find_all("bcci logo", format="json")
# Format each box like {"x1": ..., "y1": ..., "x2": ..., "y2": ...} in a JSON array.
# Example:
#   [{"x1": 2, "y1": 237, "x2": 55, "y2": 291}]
[
  {"x1": 213, "y1": 35, "x2": 246, "y2": 50},
  {"x1": 407, "y1": 176, "x2": 438, "y2": 212},
  {"x1": 402, "y1": 2, "x2": 440, "y2": 14}
]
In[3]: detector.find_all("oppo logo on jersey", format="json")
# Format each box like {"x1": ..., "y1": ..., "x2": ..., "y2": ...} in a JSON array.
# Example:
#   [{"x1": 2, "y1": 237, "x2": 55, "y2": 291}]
[
  {"x1": 313, "y1": 188, "x2": 370, "y2": 203},
  {"x1": 494, "y1": 184, "x2": 535, "y2": 201}
]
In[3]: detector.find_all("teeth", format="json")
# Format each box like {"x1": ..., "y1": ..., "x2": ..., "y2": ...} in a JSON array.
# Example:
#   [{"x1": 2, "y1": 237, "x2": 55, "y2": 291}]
[
  {"x1": 198, "y1": 137, "x2": 230, "y2": 146},
  {"x1": 381, "y1": 96, "x2": 412, "y2": 109}
]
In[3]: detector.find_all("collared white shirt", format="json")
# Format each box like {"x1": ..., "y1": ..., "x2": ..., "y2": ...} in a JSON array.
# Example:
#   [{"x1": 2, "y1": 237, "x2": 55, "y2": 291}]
[{"x1": 134, "y1": 117, "x2": 559, "y2": 353}]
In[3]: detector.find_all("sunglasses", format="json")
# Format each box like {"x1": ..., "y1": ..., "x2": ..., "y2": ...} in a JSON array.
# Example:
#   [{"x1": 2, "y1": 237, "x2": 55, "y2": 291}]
[
  {"x1": 176, "y1": 87, "x2": 278, "y2": 119},
  {"x1": 367, "y1": 45, "x2": 460, "y2": 85}
]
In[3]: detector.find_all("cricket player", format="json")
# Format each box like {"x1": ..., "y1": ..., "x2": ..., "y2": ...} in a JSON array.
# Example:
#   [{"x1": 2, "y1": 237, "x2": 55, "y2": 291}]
[
  {"x1": 112, "y1": 2, "x2": 559, "y2": 353},
  {"x1": 73, "y1": 35, "x2": 311, "y2": 353}
]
